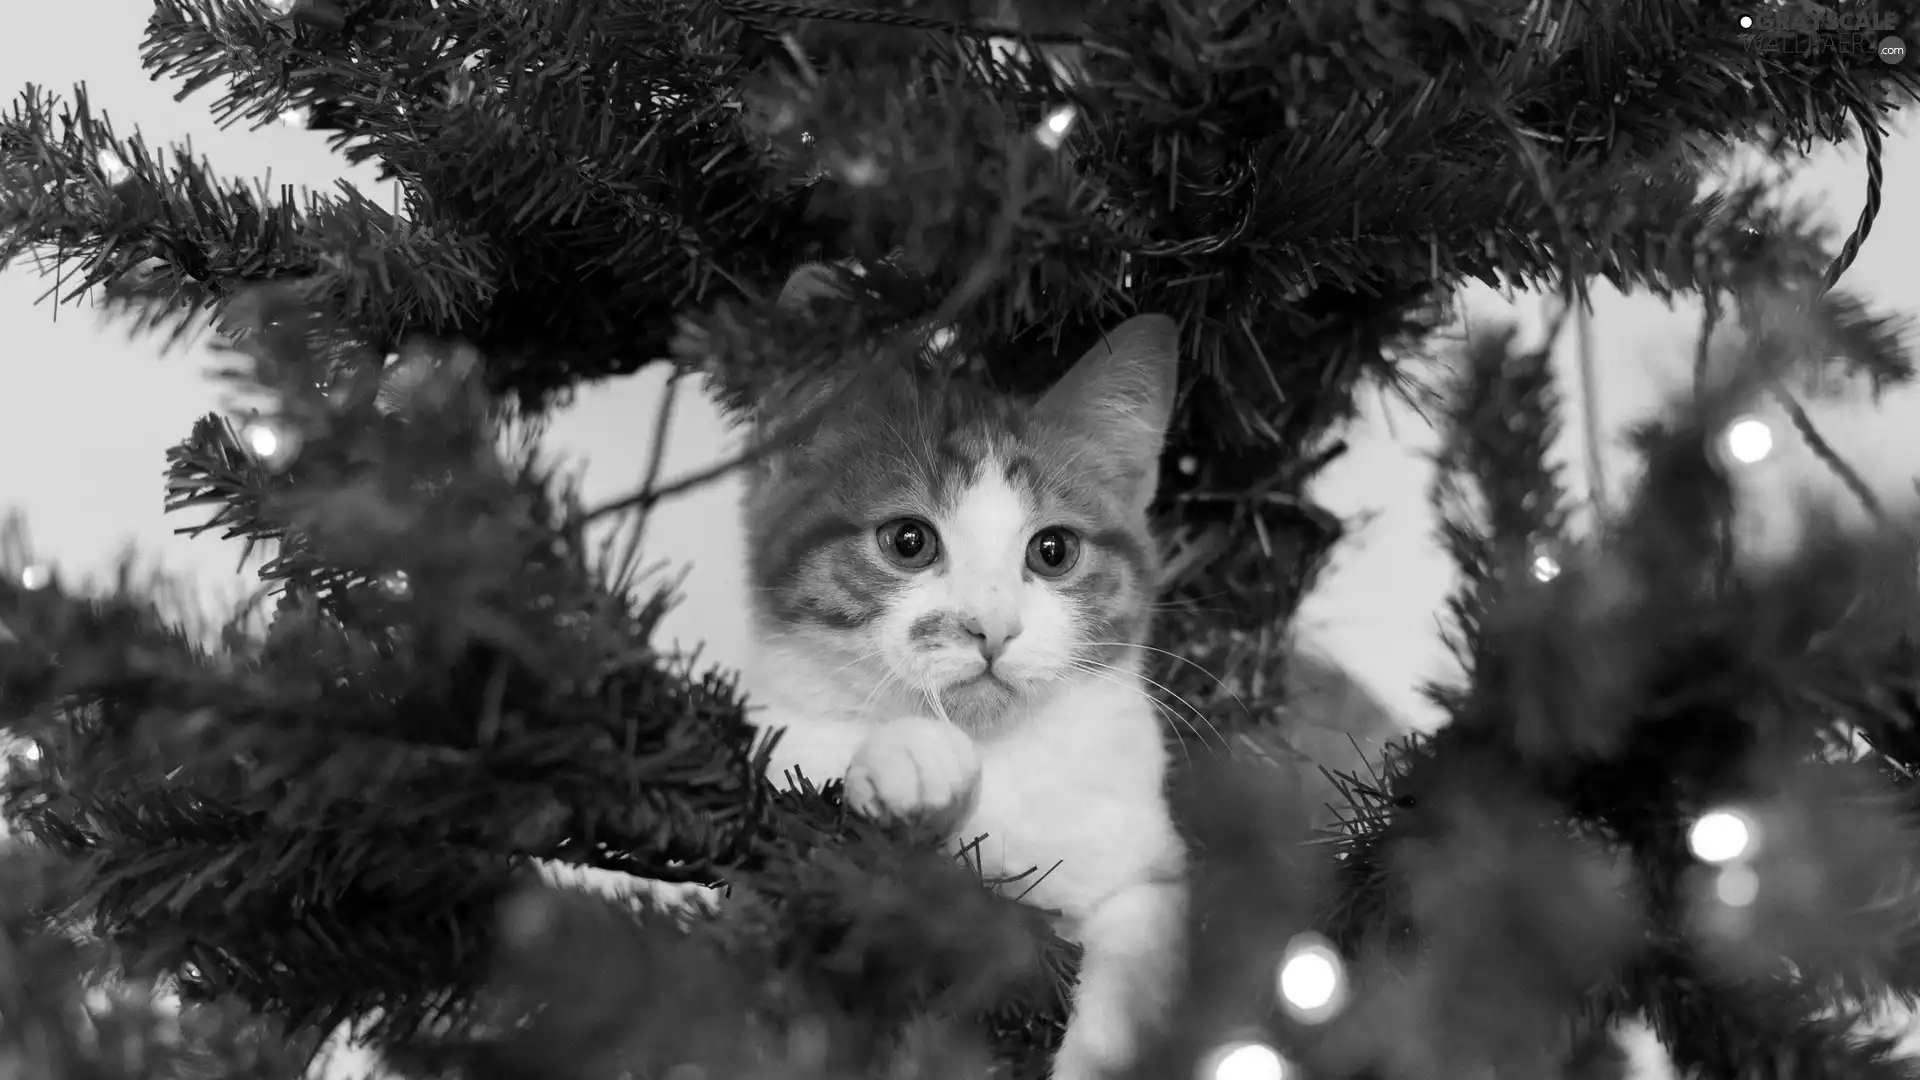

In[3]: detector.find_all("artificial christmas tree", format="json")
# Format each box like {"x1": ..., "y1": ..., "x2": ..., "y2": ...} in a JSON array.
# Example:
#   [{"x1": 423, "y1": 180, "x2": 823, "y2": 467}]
[{"x1": 4, "y1": 1, "x2": 1920, "y2": 1078}]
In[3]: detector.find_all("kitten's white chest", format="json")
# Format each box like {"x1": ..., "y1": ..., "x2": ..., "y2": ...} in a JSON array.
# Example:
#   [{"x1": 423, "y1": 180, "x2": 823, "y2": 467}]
[
  {"x1": 960, "y1": 675, "x2": 1181, "y2": 927},
  {"x1": 742, "y1": 646, "x2": 1183, "y2": 943}
]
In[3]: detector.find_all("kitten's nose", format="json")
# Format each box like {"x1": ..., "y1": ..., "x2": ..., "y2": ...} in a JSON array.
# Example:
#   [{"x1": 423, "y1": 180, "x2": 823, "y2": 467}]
[{"x1": 960, "y1": 613, "x2": 1021, "y2": 660}]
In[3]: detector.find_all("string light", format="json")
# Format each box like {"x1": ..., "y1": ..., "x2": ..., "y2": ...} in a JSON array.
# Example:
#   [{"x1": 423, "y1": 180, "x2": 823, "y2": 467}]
[
  {"x1": 1200, "y1": 1040, "x2": 1289, "y2": 1080},
  {"x1": 1721, "y1": 416, "x2": 1774, "y2": 465},
  {"x1": 378, "y1": 571, "x2": 412, "y2": 599},
  {"x1": 18, "y1": 564, "x2": 53, "y2": 591},
  {"x1": 1688, "y1": 807, "x2": 1755, "y2": 864},
  {"x1": 1530, "y1": 551, "x2": 1561, "y2": 582},
  {"x1": 1035, "y1": 104, "x2": 1079, "y2": 150},
  {"x1": 96, "y1": 151, "x2": 129, "y2": 183},
  {"x1": 240, "y1": 417, "x2": 302, "y2": 472},
  {"x1": 1275, "y1": 932, "x2": 1347, "y2": 1023},
  {"x1": 927, "y1": 326, "x2": 958, "y2": 354},
  {"x1": 840, "y1": 154, "x2": 881, "y2": 187}
]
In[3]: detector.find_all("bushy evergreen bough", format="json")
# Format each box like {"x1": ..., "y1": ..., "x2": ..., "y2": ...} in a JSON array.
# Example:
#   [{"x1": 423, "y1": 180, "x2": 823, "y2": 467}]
[{"x1": 4, "y1": 1, "x2": 1920, "y2": 1078}]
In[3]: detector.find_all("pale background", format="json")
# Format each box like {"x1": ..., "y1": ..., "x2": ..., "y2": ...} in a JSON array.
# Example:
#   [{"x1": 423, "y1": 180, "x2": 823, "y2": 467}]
[
  {"x1": 4, "y1": 2, "x2": 1919, "y2": 1073},
  {"x1": 7, "y1": 2, "x2": 1917, "y2": 729}
]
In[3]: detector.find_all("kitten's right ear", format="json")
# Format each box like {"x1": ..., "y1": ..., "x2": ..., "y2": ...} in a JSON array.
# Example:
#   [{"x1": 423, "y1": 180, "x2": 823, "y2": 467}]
[{"x1": 1035, "y1": 314, "x2": 1180, "y2": 511}]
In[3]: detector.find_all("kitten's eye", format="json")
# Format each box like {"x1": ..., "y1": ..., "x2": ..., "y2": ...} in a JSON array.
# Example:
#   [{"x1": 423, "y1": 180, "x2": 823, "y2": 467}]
[
  {"x1": 1026, "y1": 527, "x2": 1081, "y2": 577},
  {"x1": 877, "y1": 517, "x2": 940, "y2": 570}
]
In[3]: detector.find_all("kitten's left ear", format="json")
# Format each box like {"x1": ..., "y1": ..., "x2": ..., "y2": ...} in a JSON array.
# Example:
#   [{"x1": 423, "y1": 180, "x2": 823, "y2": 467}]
[
  {"x1": 777, "y1": 262, "x2": 848, "y2": 310},
  {"x1": 1035, "y1": 314, "x2": 1179, "y2": 506},
  {"x1": 748, "y1": 262, "x2": 851, "y2": 437}
]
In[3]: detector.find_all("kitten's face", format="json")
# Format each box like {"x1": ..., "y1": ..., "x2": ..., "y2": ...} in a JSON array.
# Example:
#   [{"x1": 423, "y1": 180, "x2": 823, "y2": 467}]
[{"x1": 742, "y1": 301, "x2": 1178, "y2": 730}]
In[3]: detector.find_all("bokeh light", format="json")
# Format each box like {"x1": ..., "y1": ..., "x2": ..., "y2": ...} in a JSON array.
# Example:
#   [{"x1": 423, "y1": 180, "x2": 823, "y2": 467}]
[
  {"x1": 1201, "y1": 1041, "x2": 1288, "y2": 1080},
  {"x1": 1714, "y1": 864, "x2": 1761, "y2": 907},
  {"x1": 1036, "y1": 105, "x2": 1078, "y2": 149},
  {"x1": 1276, "y1": 932, "x2": 1347, "y2": 1023},
  {"x1": 1689, "y1": 807, "x2": 1755, "y2": 864},
  {"x1": 1721, "y1": 416, "x2": 1775, "y2": 465},
  {"x1": 241, "y1": 417, "x2": 303, "y2": 472}
]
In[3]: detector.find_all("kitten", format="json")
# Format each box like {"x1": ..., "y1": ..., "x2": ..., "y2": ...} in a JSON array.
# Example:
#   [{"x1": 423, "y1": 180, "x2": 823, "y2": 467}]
[{"x1": 737, "y1": 263, "x2": 1186, "y2": 1080}]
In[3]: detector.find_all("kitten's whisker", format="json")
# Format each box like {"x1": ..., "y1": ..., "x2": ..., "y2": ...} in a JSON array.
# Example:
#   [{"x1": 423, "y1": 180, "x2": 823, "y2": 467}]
[
  {"x1": 1074, "y1": 655, "x2": 1230, "y2": 753},
  {"x1": 1065, "y1": 660, "x2": 1203, "y2": 766},
  {"x1": 854, "y1": 668, "x2": 902, "y2": 723},
  {"x1": 1082, "y1": 641, "x2": 1256, "y2": 726},
  {"x1": 1065, "y1": 661, "x2": 1193, "y2": 766},
  {"x1": 921, "y1": 680, "x2": 955, "y2": 728},
  {"x1": 1143, "y1": 600, "x2": 1238, "y2": 617},
  {"x1": 824, "y1": 649, "x2": 889, "y2": 682}
]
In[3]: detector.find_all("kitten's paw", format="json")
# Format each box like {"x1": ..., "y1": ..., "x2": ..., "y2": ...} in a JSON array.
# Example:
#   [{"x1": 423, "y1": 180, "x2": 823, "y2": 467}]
[{"x1": 845, "y1": 716, "x2": 981, "y2": 828}]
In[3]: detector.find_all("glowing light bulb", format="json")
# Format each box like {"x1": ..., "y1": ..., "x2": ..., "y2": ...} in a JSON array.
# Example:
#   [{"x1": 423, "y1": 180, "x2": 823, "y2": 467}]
[
  {"x1": 1688, "y1": 807, "x2": 1754, "y2": 864},
  {"x1": 240, "y1": 417, "x2": 302, "y2": 471},
  {"x1": 246, "y1": 422, "x2": 279, "y2": 456},
  {"x1": 18, "y1": 564, "x2": 53, "y2": 591},
  {"x1": 1201, "y1": 1041, "x2": 1288, "y2": 1080},
  {"x1": 13, "y1": 740, "x2": 42, "y2": 764},
  {"x1": 1530, "y1": 552, "x2": 1561, "y2": 582},
  {"x1": 1715, "y1": 864, "x2": 1760, "y2": 907},
  {"x1": 1738, "y1": 14, "x2": 1754, "y2": 28},
  {"x1": 1035, "y1": 104, "x2": 1078, "y2": 150},
  {"x1": 379, "y1": 571, "x2": 411, "y2": 599},
  {"x1": 1722, "y1": 416, "x2": 1774, "y2": 465},
  {"x1": 840, "y1": 154, "x2": 881, "y2": 186},
  {"x1": 927, "y1": 326, "x2": 958, "y2": 353},
  {"x1": 1276, "y1": 932, "x2": 1347, "y2": 1023}
]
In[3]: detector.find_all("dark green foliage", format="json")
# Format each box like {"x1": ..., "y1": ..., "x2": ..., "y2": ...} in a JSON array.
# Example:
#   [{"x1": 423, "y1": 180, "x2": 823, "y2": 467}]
[
  {"x1": 1318, "y1": 324, "x2": 1920, "y2": 1080},
  {"x1": 5, "y1": 1, "x2": 1920, "y2": 1079}
]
